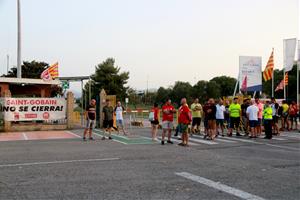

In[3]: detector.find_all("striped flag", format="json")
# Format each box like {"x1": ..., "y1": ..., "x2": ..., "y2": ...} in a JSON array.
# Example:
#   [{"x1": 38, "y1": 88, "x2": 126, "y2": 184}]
[
  {"x1": 41, "y1": 62, "x2": 59, "y2": 81},
  {"x1": 263, "y1": 50, "x2": 274, "y2": 81},
  {"x1": 275, "y1": 73, "x2": 288, "y2": 92},
  {"x1": 241, "y1": 76, "x2": 247, "y2": 92}
]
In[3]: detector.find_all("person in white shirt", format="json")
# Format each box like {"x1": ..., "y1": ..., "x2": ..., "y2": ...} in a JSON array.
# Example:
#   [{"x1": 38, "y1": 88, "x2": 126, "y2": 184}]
[
  {"x1": 114, "y1": 101, "x2": 128, "y2": 135},
  {"x1": 215, "y1": 99, "x2": 226, "y2": 136},
  {"x1": 246, "y1": 100, "x2": 259, "y2": 138}
]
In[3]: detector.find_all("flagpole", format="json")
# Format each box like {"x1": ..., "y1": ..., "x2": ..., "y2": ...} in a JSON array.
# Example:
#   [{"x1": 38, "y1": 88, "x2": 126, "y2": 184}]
[
  {"x1": 271, "y1": 48, "x2": 274, "y2": 97},
  {"x1": 283, "y1": 40, "x2": 286, "y2": 100},
  {"x1": 17, "y1": 0, "x2": 22, "y2": 78}
]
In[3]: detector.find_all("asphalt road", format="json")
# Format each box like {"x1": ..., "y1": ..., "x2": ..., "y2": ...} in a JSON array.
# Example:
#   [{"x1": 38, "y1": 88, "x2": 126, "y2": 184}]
[{"x1": 0, "y1": 128, "x2": 299, "y2": 200}]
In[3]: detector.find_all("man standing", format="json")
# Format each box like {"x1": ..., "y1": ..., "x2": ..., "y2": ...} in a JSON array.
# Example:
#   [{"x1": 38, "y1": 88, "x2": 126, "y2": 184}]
[
  {"x1": 114, "y1": 101, "x2": 128, "y2": 136},
  {"x1": 255, "y1": 97, "x2": 263, "y2": 136},
  {"x1": 246, "y1": 100, "x2": 259, "y2": 138},
  {"x1": 178, "y1": 98, "x2": 191, "y2": 147},
  {"x1": 191, "y1": 98, "x2": 203, "y2": 134},
  {"x1": 161, "y1": 99, "x2": 176, "y2": 145},
  {"x1": 241, "y1": 98, "x2": 250, "y2": 136},
  {"x1": 83, "y1": 99, "x2": 96, "y2": 141},
  {"x1": 263, "y1": 101, "x2": 273, "y2": 139},
  {"x1": 228, "y1": 97, "x2": 241, "y2": 136},
  {"x1": 271, "y1": 97, "x2": 279, "y2": 135},
  {"x1": 216, "y1": 99, "x2": 226, "y2": 137},
  {"x1": 102, "y1": 99, "x2": 114, "y2": 140}
]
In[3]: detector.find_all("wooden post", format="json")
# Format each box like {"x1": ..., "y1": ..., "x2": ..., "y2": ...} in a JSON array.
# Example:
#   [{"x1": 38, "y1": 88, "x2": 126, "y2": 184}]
[
  {"x1": 66, "y1": 92, "x2": 74, "y2": 129},
  {"x1": 99, "y1": 89, "x2": 107, "y2": 128},
  {"x1": 3, "y1": 90, "x2": 11, "y2": 132}
]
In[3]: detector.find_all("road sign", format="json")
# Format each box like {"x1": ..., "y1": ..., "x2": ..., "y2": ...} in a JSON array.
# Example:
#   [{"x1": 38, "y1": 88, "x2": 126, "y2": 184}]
[{"x1": 62, "y1": 81, "x2": 69, "y2": 89}]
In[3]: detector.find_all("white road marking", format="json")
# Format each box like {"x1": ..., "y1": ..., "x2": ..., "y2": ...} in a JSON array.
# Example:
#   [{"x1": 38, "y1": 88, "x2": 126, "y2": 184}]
[
  {"x1": 22, "y1": 133, "x2": 28, "y2": 140},
  {"x1": 280, "y1": 134, "x2": 300, "y2": 139},
  {"x1": 0, "y1": 158, "x2": 120, "y2": 168},
  {"x1": 271, "y1": 137, "x2": 287, "y2": 141},
  {"x1": 92, "y1": 132, "x2": 128, "y2": 145},
  {"x1": 224, "y1": 137, "x2": 260, "y2": 144},
  {"x1": 176, "y1": 172, "x2": 266, "y2": 200},
  {"x1": 265, "y1": 144, "x2": 300, "y2": 151},
  {"x1": 214, "y1": 138, "x2": 237, "y2": 143},
  {"x1": 189, "y1": 137, "x2": 218, "y2": 145},
  {"x1": 159, "y1": 137, "x2": 198, "y2": 146},
  {"x1": 66, "y1": 131, "x2": 81, "y2": 138}
]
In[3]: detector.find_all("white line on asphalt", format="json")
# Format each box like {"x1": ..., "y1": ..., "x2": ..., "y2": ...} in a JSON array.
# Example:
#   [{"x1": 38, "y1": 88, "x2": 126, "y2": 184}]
[
  {"x1": 224, "y1": 137, "x2": 260, "y2": 144},
  {"x1": 0, "y1": 158, "x2": 120, "y2": 168},
  {"x1": 66, "y1": 131, "x2": 81, "y2": 138},
  {"x1": 22, "y1": 133, "x2": 28, "y2": 140},
  {"x1": 158, "y1": 137, "x2": 198, "y2": 146},
  {"x1": 175, "y1": 172, "x2": 266, "y2": 200},
  {"x1": 271, "y1": 137, "x2": 287, "y2": 141},
  {"x1": 188, "y1": 137, "x2": 218, "y2": 145},
  {"x1": 280, "y1": 135, "x2": 300, "y2": 139},
  {"x1": 214, "y1": 138, "x2": 237, "y2": 143},
  {"x1": 265, "y1": 144, "x2": 300, "y2": 151},
  {"x1": 92, "y1": 132, "x2": 128, "y2": 145}
]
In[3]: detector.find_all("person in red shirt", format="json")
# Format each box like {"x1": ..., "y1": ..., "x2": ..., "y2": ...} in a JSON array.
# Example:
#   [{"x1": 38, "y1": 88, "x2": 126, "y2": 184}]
[
  {"x1": 161, "y1": 99, "x2": 176, "y2": 145},
  {"x1": 289, "y1": 101, "x2": 298, "y2": 130},
  {"x1": 150, "y1": 103, "x2": 160, "y2": 141},
  {"x1": 178, "y1": 98, "x2": 192, "y2": 147}
]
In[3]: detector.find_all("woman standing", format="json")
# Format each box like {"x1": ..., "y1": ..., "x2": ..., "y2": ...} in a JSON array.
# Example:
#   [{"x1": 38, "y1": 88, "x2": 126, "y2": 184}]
[{"x1": 150, "y1": 103, "x2": 160, "y2": 141}]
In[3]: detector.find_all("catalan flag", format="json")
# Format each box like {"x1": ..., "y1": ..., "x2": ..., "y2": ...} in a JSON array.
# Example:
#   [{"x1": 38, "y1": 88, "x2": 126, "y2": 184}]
[
  {"x1": 263, "y1": 49, "x2": 274, "y2": 81},
  {"x1": 275, "y1": 72, "x2": 288, "y2": 92},
  {"x1": 41, "y1": 62, "x2": 59, "y2": 81}
]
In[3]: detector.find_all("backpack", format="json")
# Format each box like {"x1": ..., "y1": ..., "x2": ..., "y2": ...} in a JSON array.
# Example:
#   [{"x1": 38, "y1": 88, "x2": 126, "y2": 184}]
[{"x1": 149, "y1": 111, "x2": 155, "y2": 121}]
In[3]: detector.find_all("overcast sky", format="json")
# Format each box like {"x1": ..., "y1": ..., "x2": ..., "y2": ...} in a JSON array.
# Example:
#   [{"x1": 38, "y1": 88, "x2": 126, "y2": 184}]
[{"x1": 0, "y1": 0, "x2": 298, "y2": 92}]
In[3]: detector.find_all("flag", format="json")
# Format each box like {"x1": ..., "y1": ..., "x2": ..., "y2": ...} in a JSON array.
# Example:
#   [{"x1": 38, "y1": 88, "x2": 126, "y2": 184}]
[
  {"x1": 275, "y1": 73, "x2": 288, "y2": 92},
  {"x1": 41, "y1": 62, "x2": 59, "y2": 81},
  {"x1": 263, "y1": 50, "x2": 274, "y2": 81},
  {"x1": 283, "y1": 38, "x2": 296, "y2": 72},
  {"x1": 241, "y1": 76, "x2": 247, "y2": 92}
]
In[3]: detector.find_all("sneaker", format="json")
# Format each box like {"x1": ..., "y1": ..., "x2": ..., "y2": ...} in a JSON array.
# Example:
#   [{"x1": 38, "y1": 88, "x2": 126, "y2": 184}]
[
  {"x1": 101, "y1": 136, "x2": 105, "y2": 140},
  {"x1": 89, "y1": 137, "x2": 94, "y2": 140},
  {"x1": 108, "y1": 136, "x2": 113, "y2": 140},
  {"x1": 167, "y1": 140, "x2": 173, "y2": 144},
  {"x1": 236, "y1": 133, "x2": 242, "y2": 137},
  {"x1": 161, "y1": 140, "x2": 165, "y2": 145},
  {"x1": 83, "y1": 137, "x2": 86, "y2": 141}
]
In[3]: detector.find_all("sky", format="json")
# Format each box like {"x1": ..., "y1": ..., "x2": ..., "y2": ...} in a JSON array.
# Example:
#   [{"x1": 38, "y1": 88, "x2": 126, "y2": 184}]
[{"x1": 0, "y1": 0, "x2": 299, "y2": 93}]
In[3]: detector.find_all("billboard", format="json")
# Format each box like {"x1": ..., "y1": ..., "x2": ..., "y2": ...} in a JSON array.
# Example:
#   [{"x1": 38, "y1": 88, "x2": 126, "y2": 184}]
[
  {"x1": 239, "y1": 56, "x2": 262, "y2": 92},
  {"x1": 0, "y1": 98, "x2": 66, "y2": 121}
]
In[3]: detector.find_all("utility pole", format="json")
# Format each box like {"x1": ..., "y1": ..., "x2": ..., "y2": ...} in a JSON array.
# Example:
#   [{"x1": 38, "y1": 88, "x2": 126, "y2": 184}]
[
  {"x1": 17, "y1": 0, "x2": 22, "y2": 78},
  {"x1": 6, "y1": 54, "x2": 9, "y2": 74}
]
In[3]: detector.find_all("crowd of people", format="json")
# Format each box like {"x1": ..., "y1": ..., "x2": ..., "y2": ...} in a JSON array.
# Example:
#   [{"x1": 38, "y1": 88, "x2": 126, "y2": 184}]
[
  {"x1": 82, "y1": 97, "x2": 299, "y2": 147},
  {"x1": 149, "y1": 97, "x2": 299, "y2": 147}
]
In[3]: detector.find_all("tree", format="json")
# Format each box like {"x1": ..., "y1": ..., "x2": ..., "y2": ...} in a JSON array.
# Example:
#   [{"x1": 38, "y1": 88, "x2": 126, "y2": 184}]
[
  {"x1": 87, "y1": 58, "x2": 130, "y2": 100},
  {"x1": 3, "y1": 60, "x2": 48, "y2": 78},
  {"x1": 192, "y1": 80, "x2": 208, "y2": 103},
  {"x1": 170, "y1": 81, "x2": 193, "y2": 106},
  {"x1": 155, "y1": 87, "x2": 172, "y2": 105},
  {"x1": 210, "y1": 76, "x2": 236, "y2": 97}
]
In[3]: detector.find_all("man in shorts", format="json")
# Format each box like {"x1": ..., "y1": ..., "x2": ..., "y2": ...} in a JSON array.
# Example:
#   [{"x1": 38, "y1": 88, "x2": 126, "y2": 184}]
[
  {"x1": 191, "y1": 98, "x2": 203, "y2": 134},
  {"x1": 161, "y1": 99, "x2": 176, "y2": 145},
  {"x1": 241, "y1": 98, "x2": 250, "y2": 136},
  {"x1": 271, "y1": 97, "x2": 279, "y2": 135},
  {"x1": 216, "y1": 99, "x2": 226, "y2": 137},
  {"x1": 102, "y1": 99, "x2": 114, "y2": 140},
  {"x1": 83, "y1": 99, "x2": 96, "y2": 141},
  {"x1": 246, "y1": 100, "x2": 259, "y2": 138},
  {"x1": 178, "y1": 98, "x2": 191, "y2": 147},
  {"x1": 228, "y1": 97, "x2": 241, "y2": 137},
  {"x1": 255, "y1": 97, "x2": 263, "y2": 136},
  {"x1": 114, "y1": 101, "x2": 128, "y2": 135}
]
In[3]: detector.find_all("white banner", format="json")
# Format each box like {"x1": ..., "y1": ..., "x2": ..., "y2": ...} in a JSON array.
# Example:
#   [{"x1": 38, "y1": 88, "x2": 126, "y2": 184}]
[
  {"x1": 0, "y1": 98, "x2": 66, "y2": 121},
  {"x1": 283, "y1": 38, "x2": 297, "y2": 71},
  {"x1": 239, "y1": 56, "x2": 262, "y2": 92}
]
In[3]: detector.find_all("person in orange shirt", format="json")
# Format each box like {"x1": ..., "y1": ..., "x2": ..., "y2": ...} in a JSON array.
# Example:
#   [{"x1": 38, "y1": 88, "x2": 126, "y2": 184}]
[{"x1": 178, "y1": 98, "x2": 192, "y2": 147}]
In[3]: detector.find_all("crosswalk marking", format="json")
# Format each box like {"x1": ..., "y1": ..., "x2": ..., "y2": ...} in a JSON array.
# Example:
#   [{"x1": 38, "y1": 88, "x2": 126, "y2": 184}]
[
  {"x1": 223, "y1": 137, "x2": 260, "y2": 144},
  {"x1": 214, "y1": 138, "x2": 237, "y2": 143},
  {"x1": 188, "y1": 137, "x2": 218, "y2": 145},
  {"x1": 164, "y1": 137, "x2": 199, "y2": 146},
  {"x1": 271, "y1": 137, "x2": 287, "y2": 141}
]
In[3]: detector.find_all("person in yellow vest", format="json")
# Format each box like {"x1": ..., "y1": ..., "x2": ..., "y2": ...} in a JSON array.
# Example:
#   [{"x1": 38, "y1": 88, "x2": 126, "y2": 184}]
[{"x1": 263, "y1": 101, "x2": 273, "y2": 139}]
